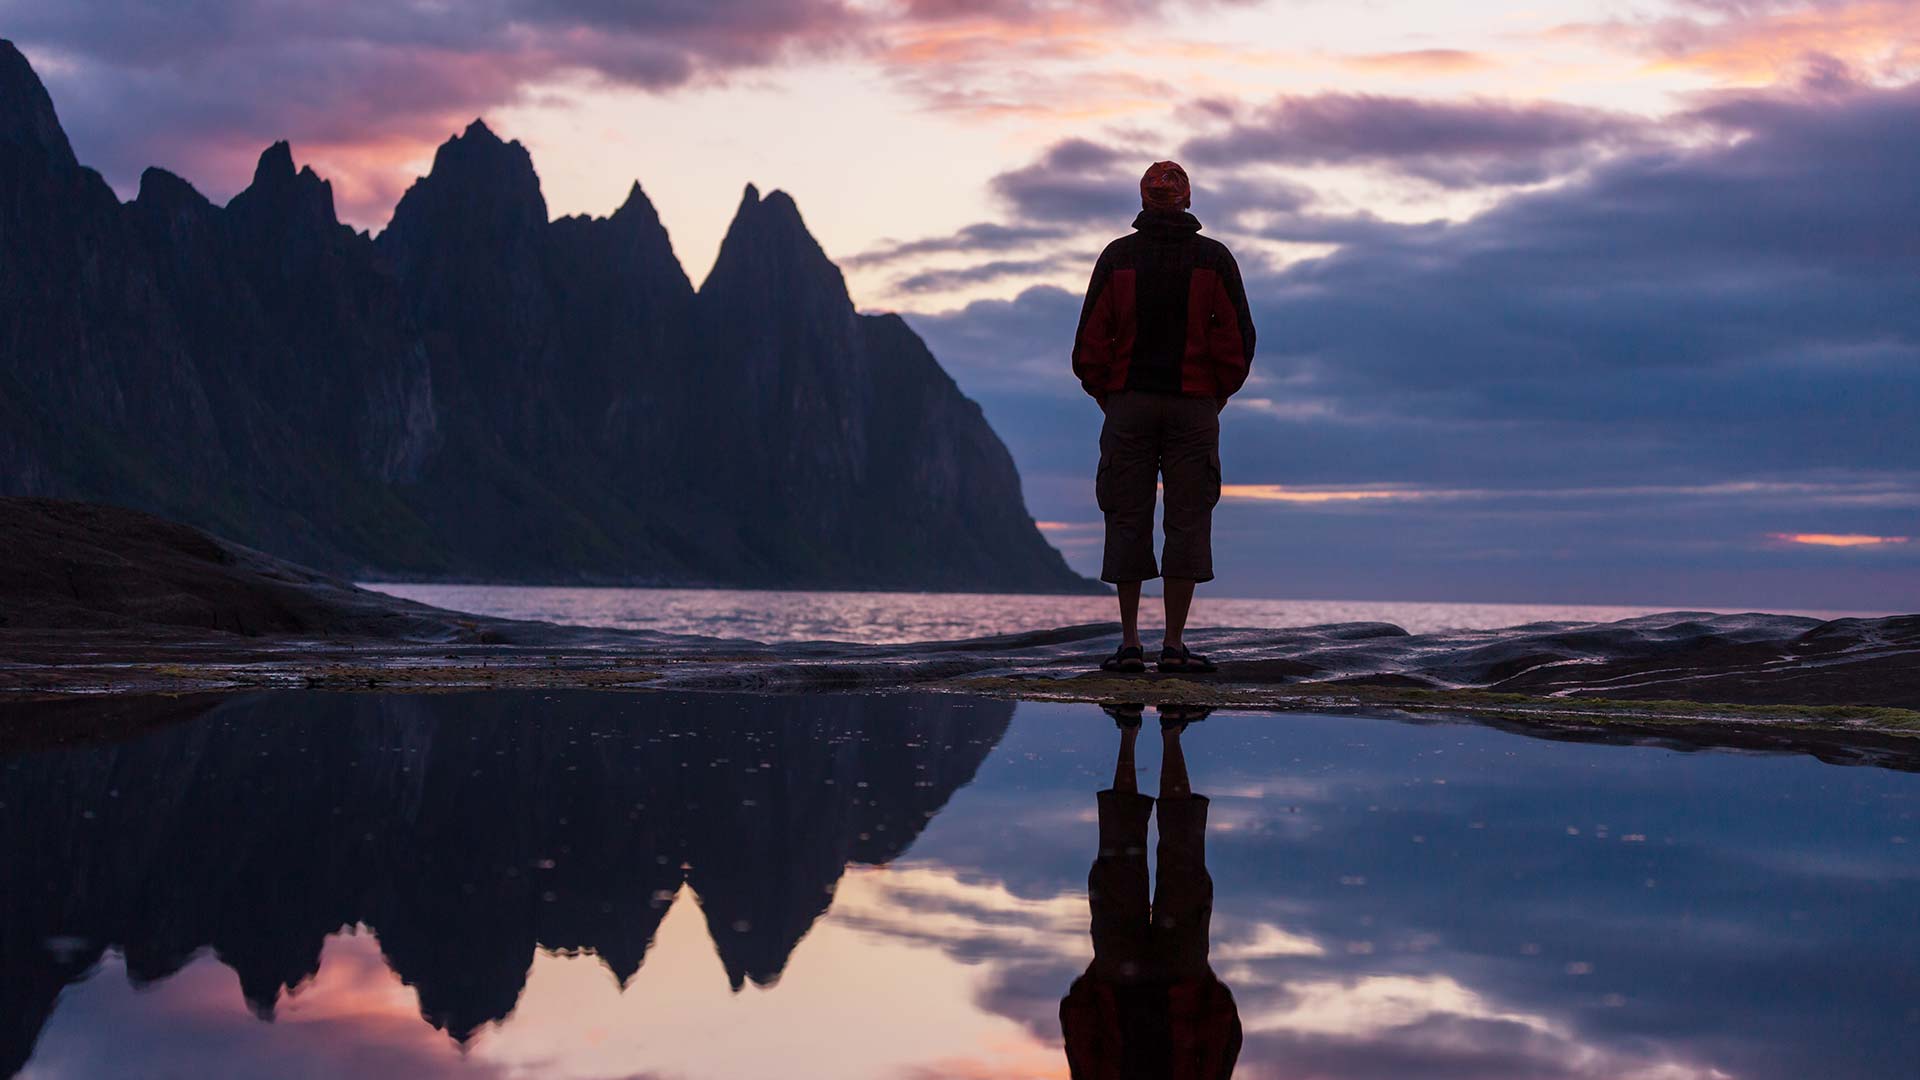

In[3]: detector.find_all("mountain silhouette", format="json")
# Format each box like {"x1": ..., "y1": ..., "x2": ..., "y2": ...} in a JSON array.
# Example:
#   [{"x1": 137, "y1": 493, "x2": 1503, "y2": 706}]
[
  {"x1": 0, "y1": 690, "x2": 1014, "y2": 1072},
  {"x1": 0, "y1": 41, "x2": 1096, "y2": 592}
]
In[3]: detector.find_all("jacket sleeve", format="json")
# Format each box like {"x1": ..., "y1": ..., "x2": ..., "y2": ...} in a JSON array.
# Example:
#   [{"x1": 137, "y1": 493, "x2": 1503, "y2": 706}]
[
  {"x1": 1208, "y1": 249, "x2": 1256, "y2": 399},
  {"x1": 1072, "y1": 250, "x2": 1118, "y2": 399}
]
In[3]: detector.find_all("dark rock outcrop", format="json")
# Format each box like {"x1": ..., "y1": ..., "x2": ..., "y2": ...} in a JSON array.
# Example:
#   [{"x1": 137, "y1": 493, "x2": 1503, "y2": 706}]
[
  {"x1": 0, "y1": 498, "x2": 472, "y2": 639},
  {"x1": 0, "y1": 42, "x2": 1095, "y2": 592}
]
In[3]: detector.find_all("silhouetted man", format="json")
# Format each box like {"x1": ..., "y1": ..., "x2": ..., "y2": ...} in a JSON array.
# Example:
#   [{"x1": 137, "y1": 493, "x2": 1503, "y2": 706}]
[
  {"x1": 1061, "y1": 704, "x2": 1242, "y2": 1079},
  {"x1": 1075, "y1": 162, "x2": 1255, "y2": 674}
]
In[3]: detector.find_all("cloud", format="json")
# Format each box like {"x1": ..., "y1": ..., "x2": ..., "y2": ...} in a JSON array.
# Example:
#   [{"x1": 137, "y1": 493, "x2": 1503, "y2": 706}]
[
  {"x1": 0, "y1": 0, "x2": 1214, "y2": 221},
  {"x1": 1562, "y1": 0, "x2": 1920, "y2": 85},
  {"x1": 1235, "y1": 79, "x2": 1920, "y2": 456},
  {"x1": 1180, "y1": 92, "x2": 1650, "y2": 188},
  {"x1": 6, "y1": 0, "x2": 849, "y2": 220},
  {"x1": 914, "y1": 76, "x2": 1920, "y2": 606},
  {"x1": 907, "y1": 284, "x2": 1088, "y2": 391},
  {"x1": 845, "y1": 222, "x2": 1068, "y2": 268},
  {"x1": 890, "y1": 254, "x2": 1076, "y2": 293},
  {"x1": 987, "y1": 136, "x2": 1148, "y2": 223},
  {"x1": 1340, "y1": 48, "x2": 1499, "y2": 74},
  {"x1": 986, "y1": 135, "x2": 1321, "y2": 230}
]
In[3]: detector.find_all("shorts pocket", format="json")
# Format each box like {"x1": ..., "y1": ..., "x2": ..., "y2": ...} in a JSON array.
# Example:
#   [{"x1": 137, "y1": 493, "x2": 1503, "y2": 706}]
[
  {"x1": 1095, "y1": 454, "x2": 1114, "y2": 513},
  {"x1": 1206, "y1": 448, "x2": 1222, "y2": 508}
]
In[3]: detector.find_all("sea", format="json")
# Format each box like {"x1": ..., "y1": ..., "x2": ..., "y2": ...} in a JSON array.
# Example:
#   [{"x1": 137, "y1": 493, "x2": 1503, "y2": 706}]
[{"x1": 362, "y1": 583, "x2": 1890, "y2": 643}]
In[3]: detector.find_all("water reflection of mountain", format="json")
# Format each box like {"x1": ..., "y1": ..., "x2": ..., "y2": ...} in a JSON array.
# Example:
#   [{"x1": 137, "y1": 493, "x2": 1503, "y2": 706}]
[{"x1": 0, "y1": 690, "x2": 1011, "y2": 1072}]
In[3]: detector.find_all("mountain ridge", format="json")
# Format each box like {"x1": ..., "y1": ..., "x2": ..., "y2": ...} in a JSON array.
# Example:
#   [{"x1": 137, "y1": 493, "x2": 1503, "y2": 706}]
[{"x1": 0, "y1": 41, "x2": 1099, "y2": 593}]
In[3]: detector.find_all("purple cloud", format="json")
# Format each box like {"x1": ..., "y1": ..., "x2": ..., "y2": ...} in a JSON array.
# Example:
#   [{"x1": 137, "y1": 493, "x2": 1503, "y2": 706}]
[
  {"x1": 845, "y1": 222, "x2": 1068, "y2": 269},
  {"x1": 0, "y1": 0, "x2": 1235, "y2": 223},
  {"x1": 890, "y1": 254, "x2": 1076, "y2": 294},
  {"x1": 912, "y1": 78, "x2": 1920, "y2": 606},
  {"x1": 1180, "y1": 92, "x2": 1648, "y2": 188},
  {"x1": 986, "y1": 136, "x2": 1317, "y2": 227},
  {"x1": 0, "y1": 0, "x2": 874, "y2": 219}
]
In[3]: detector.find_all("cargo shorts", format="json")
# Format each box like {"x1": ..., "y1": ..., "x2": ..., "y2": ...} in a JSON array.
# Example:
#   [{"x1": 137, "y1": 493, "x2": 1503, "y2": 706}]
[{"x1": 1095, "y1": 390, "x2": 1221, "y2": 584}]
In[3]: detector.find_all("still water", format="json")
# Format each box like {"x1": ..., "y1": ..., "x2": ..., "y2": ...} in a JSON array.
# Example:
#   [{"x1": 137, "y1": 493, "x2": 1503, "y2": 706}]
[
  {"x1": 4, "y1": 692, "x2": 1916, "y2": 1078},
  {"x1": 360, "y1": 584, "x2": 1888, "y2": 643}
]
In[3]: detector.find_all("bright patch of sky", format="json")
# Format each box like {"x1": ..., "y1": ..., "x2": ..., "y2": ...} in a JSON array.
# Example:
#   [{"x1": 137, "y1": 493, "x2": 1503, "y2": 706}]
[{"x1": 494, "y1": 1, "x2": 1728, "y2": 303}]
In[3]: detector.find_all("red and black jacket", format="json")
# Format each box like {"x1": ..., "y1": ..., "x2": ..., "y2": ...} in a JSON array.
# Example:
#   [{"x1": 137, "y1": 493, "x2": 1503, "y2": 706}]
[{"x1": 1072, "y1": 210, "x2": 1256, "y2": 401}]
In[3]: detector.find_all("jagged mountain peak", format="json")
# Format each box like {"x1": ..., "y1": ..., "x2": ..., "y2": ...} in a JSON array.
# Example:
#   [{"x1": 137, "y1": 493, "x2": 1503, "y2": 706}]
[
  {"x1": 254, "y1": 140, "x2": 296, "y2": 185},
  {"x1": 728, "y1": 182, "x2": 806, "y2": 228},
  {"x1": 379, "y1": 118, "x2": 547, "y2": 251},
  {"x1": 134, "y1": 166, "x2": 212, "y2": 212},
  {"x1": 227, "y1": 141, "x2": 339, "y2": 230},
  {"x1": 462, "y1": 117, "x2": 503, "y2": 144},
  {"x1": 700, "y1": 181, "x2": 848, "y2": 308},
  {"x1": 432, "y1": 117, "x2": 534, "y2": 184},
  {"x1": 612, "y1": 180, "x2": 657, "y2": 220},
  {"x1": 0, "y1": 38, "x2": 78, "y2": 172}
]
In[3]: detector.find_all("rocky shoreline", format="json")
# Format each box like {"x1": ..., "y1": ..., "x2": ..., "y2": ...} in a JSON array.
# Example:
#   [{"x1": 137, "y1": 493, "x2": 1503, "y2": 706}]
[{"x1": 3, "y1": 500, "x2": 1916, "y2": 759}]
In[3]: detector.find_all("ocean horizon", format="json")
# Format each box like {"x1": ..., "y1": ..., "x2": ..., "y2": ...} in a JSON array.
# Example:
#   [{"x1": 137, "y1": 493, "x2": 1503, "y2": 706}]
[{"x1": 362, "y1": 583, "x2": 1900, "y2": 645}]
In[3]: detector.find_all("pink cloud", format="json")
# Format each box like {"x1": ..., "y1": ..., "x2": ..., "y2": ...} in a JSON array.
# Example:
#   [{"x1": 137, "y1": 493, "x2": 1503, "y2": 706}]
[
  {"x1": 7, "y1": 0, "x2": 1228, "y2": 226},
  {"x1": 1557, "y1": 0, "x2": 1920, "y2": 84}
]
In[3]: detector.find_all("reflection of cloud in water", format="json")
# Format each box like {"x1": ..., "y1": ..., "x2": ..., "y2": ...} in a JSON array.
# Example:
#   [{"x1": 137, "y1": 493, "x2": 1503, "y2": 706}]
[
  {"x1": 34, "y1": 895, "x2": 1055, "y2": 1080},
  {"x1": 28, "y1": 932, "x2": 521, "y2": 1080},
  {"x1": 1245, "y1": 973, "x2": 1548, "y2": 1037},
  {"x1": 1236, "y1": 973, "x2": 1735, "y2": 1078},
  {"x1": 820, "y1": 862, "x2": 1733, "y2": 1080},
  {"x1": 891, "y1": 703, "x2": 1920, "y2": 1080},
  {"x1": 10, "y1": 697, "x2": 1918, "y2": 1077},
  {"x1": 829, "y1": 865, "x2": 1086, "y2": 961},
  {"x1": 1213, "y1": 923, "x2": 1325, "y2": 961}
]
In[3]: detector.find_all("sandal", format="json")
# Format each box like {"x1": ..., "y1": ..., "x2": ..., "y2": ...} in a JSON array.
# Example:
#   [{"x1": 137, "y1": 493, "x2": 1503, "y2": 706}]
[
  {"x1": 1102, "y1": 703, "x2": 1146, "y2": 729},
  {"x1": 1100, "y1": 644, "x2": 1147, "y2": 673},
  {"x1": 1157, "y1": 643, "x2": 1217, "y2": 674},
  {"x1": 1158, "y1": 705, "x2": 1213, "y2": 732}
]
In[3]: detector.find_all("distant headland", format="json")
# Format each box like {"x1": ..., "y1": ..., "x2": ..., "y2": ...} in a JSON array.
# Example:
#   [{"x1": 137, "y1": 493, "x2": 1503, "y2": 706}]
[{"x1": 0, "y1": 40, "x2": 1099, "y2": 594}]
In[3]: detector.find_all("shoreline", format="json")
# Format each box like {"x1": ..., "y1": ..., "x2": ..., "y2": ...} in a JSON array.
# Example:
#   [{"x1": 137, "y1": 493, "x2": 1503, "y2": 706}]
[
  {"x1": 5, "y1": 624, "x2": 1916, "y2": 767},
  {"x1": 3, "y1": 670, "x2": 1916, "y2": 776},
  {"x1": 4, "y1": 500, "x2": 1915, "y2": 762}
]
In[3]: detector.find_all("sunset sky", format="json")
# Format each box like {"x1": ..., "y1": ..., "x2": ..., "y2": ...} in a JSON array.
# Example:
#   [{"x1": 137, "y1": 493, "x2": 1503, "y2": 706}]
[{"x1": 9, "y1": 0, "x2": 1917, "y2": 608}]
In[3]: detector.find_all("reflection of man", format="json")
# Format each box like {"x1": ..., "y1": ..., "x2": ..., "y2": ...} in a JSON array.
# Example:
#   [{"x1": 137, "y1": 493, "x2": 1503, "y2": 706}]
[{"x1": 1061, "y1": 705, "x2": 1242, "y2": 1079}]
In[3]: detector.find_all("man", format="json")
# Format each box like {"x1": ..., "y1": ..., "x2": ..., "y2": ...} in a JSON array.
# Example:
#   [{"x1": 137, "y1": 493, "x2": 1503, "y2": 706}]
[
  {"x1": 1074, "y1": 161, "x2": 1256, "y2": 674},
  {"x1": 1060, "y1": 704, "x2": 1242, "y2": 1079}
]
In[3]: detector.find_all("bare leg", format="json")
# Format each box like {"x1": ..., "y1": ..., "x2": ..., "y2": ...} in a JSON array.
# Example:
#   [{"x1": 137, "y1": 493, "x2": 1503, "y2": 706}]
[
  {"x1": 1160, "y1": 723, "x2": 1191, "y2": 799},
  {"x1": 1118, "y1": 581, "x2": 1143, "y2": 650},
  {"x1": 1113, "y1": 725, "x2": 1139, "y2": 794},
  {"x1": 1162, "y1": 576, "x2": 1196, "y2": 652}
]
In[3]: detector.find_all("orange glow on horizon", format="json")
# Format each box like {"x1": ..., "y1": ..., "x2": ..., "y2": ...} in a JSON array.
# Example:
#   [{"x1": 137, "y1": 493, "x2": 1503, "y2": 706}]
[
  {"x1": 1221, "y1": 484, "x2": 1426, "y2": 504},
  {"x1": 1770, "y1": 533, "x2": 1911, "y2": 547}
]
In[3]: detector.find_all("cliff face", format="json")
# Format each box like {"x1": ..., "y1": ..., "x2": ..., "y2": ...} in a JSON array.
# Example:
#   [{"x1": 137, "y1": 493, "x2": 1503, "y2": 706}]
[{"x1": 0, "y1": 41, "x2": 1096, "y2": 592}]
